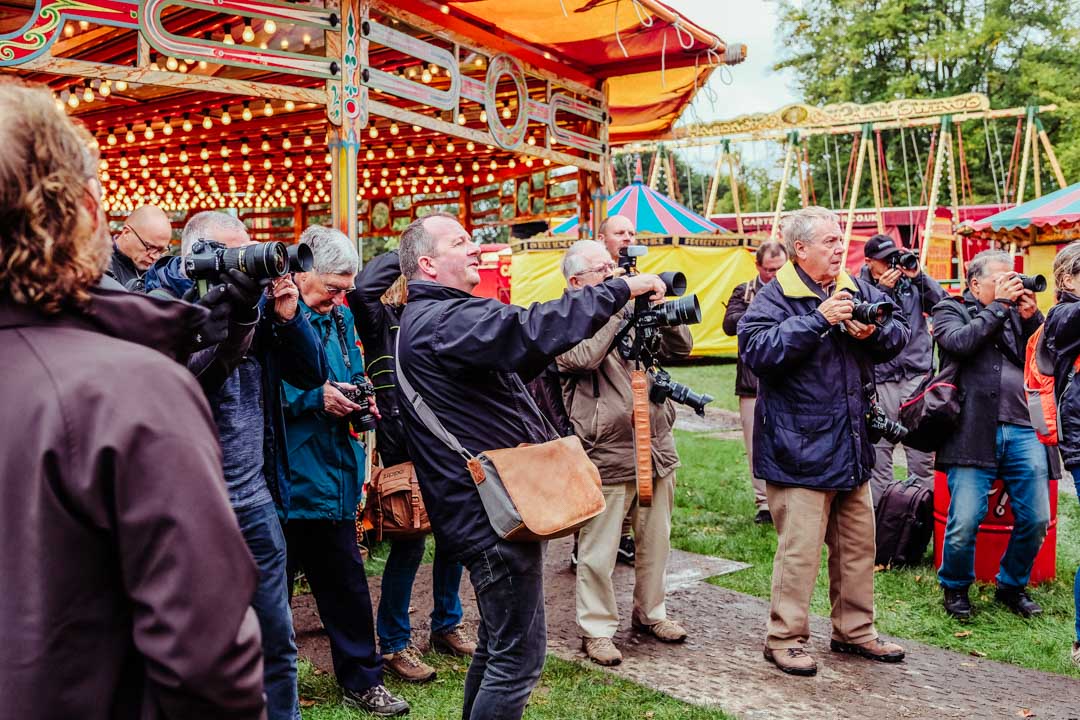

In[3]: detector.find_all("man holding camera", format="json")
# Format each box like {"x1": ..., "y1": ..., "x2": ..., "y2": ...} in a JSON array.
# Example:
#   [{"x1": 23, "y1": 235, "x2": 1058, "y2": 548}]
[
  {"x1": 860, "y1": 233, "x2": 947, "y2": 501},
  {"x1": 933, "y1": 250, "x2": 1049, "y2": 620},
  {"x1": 557, "y1": 240, "x2": 693, "y2": 667},
  {"x1": 396, "y1": 212, "x2": 666, "y2": 719},
  {"x1": 738, "y1": 206, "x2": 910, "y2": 676},
  {"x1": 281, "y1": 226, "x2": 409, "y2": 716},
  {"x1": 722, "y1": 240, "x2": 788, "y2": 524}
]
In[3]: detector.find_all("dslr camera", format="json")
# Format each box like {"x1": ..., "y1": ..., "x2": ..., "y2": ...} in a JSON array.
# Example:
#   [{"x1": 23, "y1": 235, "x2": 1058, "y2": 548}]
[
  {"x1": 1019, "y1": 273, "x2": 1047, "y2": 293},
  {"x1": 185, "y1": 239, "x2": 314, "y2": 293},
  {"x1": 889, "y1": 251, "x2": 919, "y2": 272},
  {"x1": 330, "y1": 375, "x2": 378, "y2": 431},
  {"x1": 850, "y1": 295, "x2": 896, "y2": 327},
  {"x1": 650, "y1": 368, "x2": 713, "y2": 417},
  {"x1": 864, "y1": 383, "x2": 907, "y2": 444}
]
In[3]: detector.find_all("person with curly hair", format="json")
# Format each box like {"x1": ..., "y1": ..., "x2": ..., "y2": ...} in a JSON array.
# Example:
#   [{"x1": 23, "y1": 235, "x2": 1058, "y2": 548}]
[{"x1": 0, "y1": 79, "x2": 267, "y2": 720}]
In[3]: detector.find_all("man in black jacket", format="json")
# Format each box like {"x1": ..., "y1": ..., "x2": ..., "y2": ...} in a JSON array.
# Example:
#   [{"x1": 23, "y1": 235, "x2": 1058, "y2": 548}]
[
  {"x1": 395, "y1": 212, "x2": 665, "y2": 720},
  {"x1": 722, "y1": 240, "x2": 787, "y2": 524},
  {"x1": 859, "y1": 233, "x2": 947, "y2": 502},
  {"x1": 933, "y1": 249, "x2": 1049, "y2": 620},
  {"x1": 106, "y1": 203, "x2": 173, "y2": 287}
]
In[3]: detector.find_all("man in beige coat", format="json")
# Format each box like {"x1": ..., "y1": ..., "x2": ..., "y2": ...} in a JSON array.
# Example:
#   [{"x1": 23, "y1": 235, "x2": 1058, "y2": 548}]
[{"x1": 557, "y1": 239, "x2": 694, "y2": 666}]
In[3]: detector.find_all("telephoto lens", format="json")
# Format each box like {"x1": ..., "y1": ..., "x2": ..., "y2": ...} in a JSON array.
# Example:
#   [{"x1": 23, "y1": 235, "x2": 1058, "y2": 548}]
[
  {"x1": 659, "y1": 294, "x2": 701, "y2": 326},
  {"x1": 1020, "y1": 274, "x2": 1047, "y2": 293},
  {"x1": 657, "y1": 271, "x2": 687, "y2": 297},
  {"x1": 223, "y1": 242, "x2": 288, "y2": 279},
  {"x1": 288, "y1": 243, "x2": 314, "y2": 273},
  {"x1": 894, "y1": 251, "x2": 919, "y2": 271},
  {"x1": 851, "y1": 300, "x2": 895, "y2": 326}
]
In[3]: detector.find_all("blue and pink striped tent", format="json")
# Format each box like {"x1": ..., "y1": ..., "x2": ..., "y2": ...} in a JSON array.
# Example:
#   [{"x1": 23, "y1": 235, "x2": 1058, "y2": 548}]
[{"x1": 606, "y1": 178, "x2": 723, "y2": 235}]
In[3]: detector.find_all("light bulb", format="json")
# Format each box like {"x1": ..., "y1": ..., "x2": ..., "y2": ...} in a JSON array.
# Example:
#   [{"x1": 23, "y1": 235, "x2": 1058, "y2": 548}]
[
  {"x1": 221, "y1": 107, "x2": 232, "y2": 125},
  {"x1": 99, "y1": 82, "x2": 111, "y2": 97},
  {"x1": 241, "y1": 141, "x2": 250, "y2": 155},
  {"x1": 369, "y1": 126, "x2": 379, "y2": 139},
  {"x1": 159, "y1": 151, "x2": 169, "y2": 164},
  {"x1": 457, "y1": 113, "x2": 466, "y2": 125},
  {"x1": 284, "y1": 100, "x2": 295, "y2": 111},
  {"x1": 67, "y1": 93, "x2": 79, "y2": 108},
  {"x1": 199, "y1": 146, "x2": 209, "y2": 161},
  {"x1": 386, "y1": 147, "x2": 395, "y2": 159},
  {"x1": 421, "y1": 69, "x2": 432, "y2": 83},
  {"x1": 241, "y1": 103, "x2": 252, "y2": 121},
  {"x1": 223, "y1": 25, "x2": 234, "y2": 44},
  {"x1": 280, "y1": 38, "x2": 289, "y2": 50},
  {"x1": 502, "y1": 106, "x2": 512, "y2": 120},
  {"x1": 125, "y1": 125, "x2": 135, "y2": 143},
  {"x1": 115, "y1": 80, "x2": 128, "y2": 92},
  {"x1": 242, "y1": 22, "x2": 255, "y2": 43},
  {"x1": 261, "y1": 138, "x2": 271, "y2": 152},
  {"x1": 324, "y1": 153, "x2": 331, "y2": 164},
  {"x1": 263, "y1": 101, "x2": 274, "y2": 116},
  {"x1": 182, "y1": 115, "x2": 193, "y2": 132},
  {"x1": 406, "y1": 144, "x2": 415, "y2": 157},
  {"x1": 283, "y1": 155, "x2": 293, "y2": 168},
  {"x1": 264, "y1": 19, "x2": 277, "y2": 34},
  {"x1": 426, "y1": 143, "x2": 435, "y2": 156},
  {"x1": 107, "y1": 131, "x2": 117, "y2": 146},
  {"x1": 179, "y1": 147, "x2": 188, "y2": 162},
  {"x1": 479, "y1": 110, "x2": 487, "y2": 122},
  {"x1": 527, "y1": 135, "x2": 536, "y2": 146},
  {"x1": 243, "y1": 160, "x2": 251, "y2": 172},
  {"x1": 446, "y1": 142, "x2": 455, "y2": 152},
  {"x1": 263, "y1": 158, "x2": 272, "y2": 170},
  {"x1": 219, "y1": 145, "x2": 229, "y2": 158},
  {"x1": 162, "y1": 118, "x2": 173, "y2": 136},
  {"x1": 202, "y1": 115, "x2": 213, "y2": 130},
  {"x1": 83, "y1": 86, "x2": 94, "y2": 102},
  {"x1": 139, "y1": 153, "x2": 149, "y2": 167},
  {"x1": 144, "y1": 126, "x2": 154, "y2": 140},
  {"x1": 466, "y1": 141, "x2": 475, "y2": 151},
  {"x1": 282, "y1": 134, "x2": 292, "y2": 150},
  {"x1": 365, "y1": 149, "x2": 375, "y2": 160},
  {"x1": 302, "y1": 33, "x2": 311, "y2": 47},
  {"x1": 165, "y1": 56, "x2": 178, "y2": 71}
]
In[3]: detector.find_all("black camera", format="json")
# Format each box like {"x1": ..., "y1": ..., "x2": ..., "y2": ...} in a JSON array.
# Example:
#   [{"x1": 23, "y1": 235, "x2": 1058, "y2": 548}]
[
  {"x1": 650, "y1": 368, "x2": 713, "y2": 417},
  {"x1": 851, "y1": 298, "x2": 895, "y2": 326},
  {"x1": 288, "y1": 243, "x2": 315, "y2": 273},
  {"x1": 889, "y1": 251, "x2": 919, "y2": 272},
  {"x1": 1019, "y1": 273, "x2": 1047, "y2": 293},
  {"x1": 331, "y1": 375, "x2": 378, "y2": 431},
  {"x1": 185, "y1": 239, "x2": 291, "y2": 283},
  {"x1": 617, "y1": 246, "x2": 702, "y2": 330},
  {"x1": 864, "y1": 384, "x2": 907, "y2": 443}
]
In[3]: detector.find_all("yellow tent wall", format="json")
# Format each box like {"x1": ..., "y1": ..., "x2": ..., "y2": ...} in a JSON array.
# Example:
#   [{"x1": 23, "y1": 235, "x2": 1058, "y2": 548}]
[{"x1": 510, "y1": 245, "x2": 759, "y2": 357}]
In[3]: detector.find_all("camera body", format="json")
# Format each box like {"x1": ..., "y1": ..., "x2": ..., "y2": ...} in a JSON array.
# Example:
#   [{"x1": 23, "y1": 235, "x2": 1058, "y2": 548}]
[
  {"x1": 649, "y1": 369, "x2": 713, "y2": 417},
  {"x1": 888, "y1": 251, "x2": 919, "y2": 272},
  {"x1": 185, "y1": 239, "x2": 292, "y2": 283},
  {"x1": 334, "y1": 375, "x2": 378, "y2": 431},
  {"x1": 851, "y1": 296, "x2": 895, "y2": 326},
  {"x1": 864, "y1": 383, "x2": 907, "y2": 443}
]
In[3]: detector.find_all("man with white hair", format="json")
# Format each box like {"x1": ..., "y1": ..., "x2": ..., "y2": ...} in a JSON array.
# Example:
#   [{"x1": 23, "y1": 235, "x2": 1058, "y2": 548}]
[
  {"x1": 738, "y1": 206, "x2": 910, "y2": 676},
  {"x1": 281, "y1": 226, "x2": 409, "y2": 716},
  {"x1": 557, "y1": 240, "x2": 693, "y2": 667}
]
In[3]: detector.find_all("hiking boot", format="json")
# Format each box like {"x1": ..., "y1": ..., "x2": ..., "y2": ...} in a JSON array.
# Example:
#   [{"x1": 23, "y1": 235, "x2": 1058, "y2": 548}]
[
  {"x1": 430, "y1": 624, "x2": 477, "y2": 657},
  {"x1": 617, "y1": 534, "x2": 636, "y2": 566},
  {"x1": 754, "y1": 510, "x2": 773, "y2": 525},
  {"x1": 632, "y1": 616, "x2": 688, "y2": 643},
  {"x1": 830, "y1": 638, "x2": 906, "y2": 663},
  {"x1": 995, "y1": 587, "x2": 1042, "y2": 618},
  {"x1": 763, "y1": 645, "x2": 817, "y2": 676},
  {"x1": 943, "y1": 586, "x2": 973, "y2": 619},
  {"x1": 582, "y1": 637, "x2": 622, "y2": 666},
  {"x1": 1072, "y1": 641, "x2": 1080, "y2": 668},
  {"x1": 382, "y1": 645, "x2": 436, "y2": 683},
  {"x1": 342, "y1": 684, "x2": 410, "y2": 716}
]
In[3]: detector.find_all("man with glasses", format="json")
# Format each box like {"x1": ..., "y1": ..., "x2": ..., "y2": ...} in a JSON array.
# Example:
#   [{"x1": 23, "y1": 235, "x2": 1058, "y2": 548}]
[
  {"x1": 107, "y1": 204, "x2": 173, "y2": 287},
  {"x1": 557, "y1": 240, "x2": 693, "y2": 667}
]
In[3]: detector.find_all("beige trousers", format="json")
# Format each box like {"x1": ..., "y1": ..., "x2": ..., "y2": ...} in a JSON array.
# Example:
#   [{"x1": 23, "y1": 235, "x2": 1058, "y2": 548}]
[
  {"x1": 576, "y1": 471, "x2": 675, "y2": 639},
  {"x1": 765, "y1": 481, "x2": 878, "y2": 649},
  {"x1": 739, "y1": 397, "x2": 769, "y2": 511}
]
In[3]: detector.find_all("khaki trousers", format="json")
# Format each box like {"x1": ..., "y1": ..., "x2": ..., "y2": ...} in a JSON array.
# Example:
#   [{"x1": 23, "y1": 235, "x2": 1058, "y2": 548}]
[
  {"x1": 739, "y1": 397, "x2": 769, "y2": 511},
  {"x1": 765, "y1": 481, "x2": 878, "y2": 649},
  {"x1": 577, "y1": 471, "x2": 675, "y2": 639}
]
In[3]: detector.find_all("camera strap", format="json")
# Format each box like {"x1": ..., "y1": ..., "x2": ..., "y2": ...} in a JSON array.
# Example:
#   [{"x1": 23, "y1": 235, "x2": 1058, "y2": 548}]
[{"x1": 331, "y1": 307, "x2": 354, "y2": 373}]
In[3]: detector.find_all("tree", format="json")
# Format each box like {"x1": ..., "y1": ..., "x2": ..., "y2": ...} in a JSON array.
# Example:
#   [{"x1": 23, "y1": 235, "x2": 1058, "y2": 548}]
[{"x1": 774, "y1": 0, "x2": 1080, "y2": 205}]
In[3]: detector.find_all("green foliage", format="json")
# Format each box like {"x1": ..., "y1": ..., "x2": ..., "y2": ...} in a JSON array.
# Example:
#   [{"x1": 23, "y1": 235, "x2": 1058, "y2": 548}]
[{"x1": 774, "y1": 0, "x2": 1080, "y2": 205}]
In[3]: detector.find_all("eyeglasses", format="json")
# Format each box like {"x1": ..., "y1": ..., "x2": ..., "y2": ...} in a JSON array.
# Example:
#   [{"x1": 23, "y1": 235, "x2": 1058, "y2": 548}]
[
  {"x1": 127, "y1": 224, "x2": 170, "y2": 257},
  {"x1": 320, "y1": 276, "x2": 351, "y2": 297},
  {"x1": 573, "y1": 262, "x2": 617, "y2": 278}
]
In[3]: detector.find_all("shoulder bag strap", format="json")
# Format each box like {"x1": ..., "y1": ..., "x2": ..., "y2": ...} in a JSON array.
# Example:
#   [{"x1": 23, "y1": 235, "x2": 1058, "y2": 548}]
[{"x1": 394, "y1": 331, "x2": 474, "y2": 462}]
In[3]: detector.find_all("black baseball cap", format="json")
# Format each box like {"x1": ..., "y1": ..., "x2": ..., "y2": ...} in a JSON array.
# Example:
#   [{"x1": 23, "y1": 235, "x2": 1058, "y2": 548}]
[{"x1": 864, "y1": 233, "x2": 902, "y2": 260}]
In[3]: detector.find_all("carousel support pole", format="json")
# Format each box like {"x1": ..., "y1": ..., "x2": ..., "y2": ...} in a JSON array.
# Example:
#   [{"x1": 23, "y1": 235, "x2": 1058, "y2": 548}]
[
  {"x1": 945, "y1": 123, "x2": 961, "y2": 226},
  {"x1": 328, "y1": 0, "x2": 363, "y2": 254},
  {"x1": 1032, "y1": 120, "x2": 1043, "y2": 199},
  {"x1": 769, "y1": 131, "x2": 798, "y2": 242},
  {"x1": 920, "y1": 116, "x2": 949, "y2": 267},
  {"x1": 647, "y1": 148, "x2": 663, "y2": 189},
  {"x1": 864, "y1": 123, "x2": 885, "y2": 233},
  {"x1": 797, "y1": 139, "x2": 809, "y2": 208},
  {"x1": 704, "y1": 142, "x2": 724, "y2": 218},
  {"x1": 1036, "y1": 116, "x2": 1068, "y2": 189},
  {"x1": 727, "y1": 146, "x2": 745, "y2": 235},
  {"x1": 293, "y1": 204, "x2": 305, "y2": 242},
  {"x1": 841, "y1": 128, "x2": 869, "y2": 267},
  {"x1": 1016, "y1": 106, "x2": 1035, "y2": 205}
]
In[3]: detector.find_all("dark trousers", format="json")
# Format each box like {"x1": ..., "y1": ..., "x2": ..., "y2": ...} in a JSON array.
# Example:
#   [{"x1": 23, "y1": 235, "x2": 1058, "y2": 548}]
[
  {"x1": 286, "y1": 519, "x2": 382, "y2": 692},
  {"x1": 461, "y1": 540, "x2": 546, "y2": 720}
]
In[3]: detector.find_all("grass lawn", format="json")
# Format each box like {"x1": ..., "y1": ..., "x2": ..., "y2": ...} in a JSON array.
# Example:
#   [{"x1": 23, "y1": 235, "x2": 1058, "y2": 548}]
[{"x1": 299, "y1": 655, "x2": 734, "y2": 719}]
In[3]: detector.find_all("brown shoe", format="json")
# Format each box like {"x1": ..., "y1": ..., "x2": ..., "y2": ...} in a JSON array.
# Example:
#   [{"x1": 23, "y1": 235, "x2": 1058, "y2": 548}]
[
  {"x1": 763, "y1": 645, "x2": 818, "y2": 676},
  {"x1": 582, "y1": 637, "x2": 623, "y2": 666},
  {"x1": 430, "y1": 624, "x2": 477, "y2": 657},
  {"x1": 382, "y1": 645, "x2": 436, "y2": 683},
  {"x1": 631, "y1": 616, "x2": 688, "y2": 643},
  {"x1": 830, "y1": 638, "x2": 906, "y2": 663}
]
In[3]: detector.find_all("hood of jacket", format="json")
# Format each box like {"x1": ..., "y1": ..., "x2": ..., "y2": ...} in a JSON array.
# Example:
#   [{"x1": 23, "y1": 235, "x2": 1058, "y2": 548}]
[
  {"x1": 142, "y1": 254, "x2": 194, "y2": 297},
  {"x1": 774, "y1": 261, "x2": 858, "y2": 299}
]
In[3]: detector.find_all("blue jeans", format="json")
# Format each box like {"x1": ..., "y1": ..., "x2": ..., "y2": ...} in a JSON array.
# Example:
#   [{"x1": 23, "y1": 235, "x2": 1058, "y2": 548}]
[
  {"x1": 1073, "y1": 474, "x2": 1079, "y2": 642},
  {"x1": 377, "y1": 536, "x2": 465, "y2": 654},
  {"x1": 235, "y1": 501, "x2": 301, "y2": 720},
  {"x1": 939, "y1": 423, "x2": 1051, "y2": 591},
  {"x1": 461, "y1": 540, "x2": 546, "y2": 720}
]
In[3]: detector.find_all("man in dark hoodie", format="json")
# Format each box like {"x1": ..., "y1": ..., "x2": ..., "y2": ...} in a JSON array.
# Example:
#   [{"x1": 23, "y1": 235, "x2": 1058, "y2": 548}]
[
  {"x1": 106, "y1": 202, "x2": 173, "y2": 287},
  {"x1": 0, "y1": 79, "x2": 266, "y2": 720}
]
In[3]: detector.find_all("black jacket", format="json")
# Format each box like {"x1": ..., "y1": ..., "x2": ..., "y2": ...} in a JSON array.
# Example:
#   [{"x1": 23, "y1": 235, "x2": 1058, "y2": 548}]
[
  {"x1": 107, "y1": 243, "x2": 141, "y2": 288},
  {"x1": 932, "y1": 291, "x2": 1042, "y2": 468},
  {"x1": 723, "y1": 278, "x2": 764, "y2": 397},
  {"x1": 397, "y1": 278, "x2": 631, "y2": 562},
  {"x1": 858, "y1": 265, "x2": 948, "y2": 383},
  {"x1": 1044, "y1": 293, "x2": 1080, "y2": 470}
]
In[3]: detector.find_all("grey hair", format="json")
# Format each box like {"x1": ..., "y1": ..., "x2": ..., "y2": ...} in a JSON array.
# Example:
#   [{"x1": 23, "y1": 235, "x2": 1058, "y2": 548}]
[
  {"x1": 562, "y1": 240, "x2": 606, "y2": 279},
  {"x1": 1053, "y1": 242, "x2": 1080, "y2": 300},
  {"x1": 398, "y1": 212, "x2": 456, "y2": 278},
  {"x1": 180, "y1": 211, "x2": 247, "y2": 256},
  {"x1": 780, "y1": 206, "x2": 839, "y2": 257},
  {"x1": 299, "y1": 225, "x2": 358, "y2": 275},
  {"x1": 966, "y1": 249, "x2": 1013, "y2": 285}
]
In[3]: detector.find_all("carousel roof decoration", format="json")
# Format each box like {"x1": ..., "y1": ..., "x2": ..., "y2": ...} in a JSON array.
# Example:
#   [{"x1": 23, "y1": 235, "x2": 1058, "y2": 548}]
[{"x1": 968, "y1": 182, "x2": 1080, "y2": 245}]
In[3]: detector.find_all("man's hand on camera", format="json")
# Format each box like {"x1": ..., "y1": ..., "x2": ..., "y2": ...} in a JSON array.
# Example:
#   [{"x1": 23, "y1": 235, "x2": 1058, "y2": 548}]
[
  {"x1": 900, "y1": 261, "x2": 921, "y2": 279},
  {"x1": 223, "y1": 269, "x2": 264, "y2": 323},
  {"x1": 818, "y1": 291, "x2": 854, "y2": 325},
  {"x1": 622, "y1": 273, "x2": 667, "y2": 302},
  {"x1": 843, "y1": 317, "x2": 877, "y2": 340},
  {"x1": 878, "y1": 267, "x2": 902, "y2": 289},
  {"x1": 324, "y1": 381, "x2": 363, "y2": 417},
  {"x1": 1017, "y1": 289, "x2": 1039, "y2": 320},
  {"x1": 994, "y1": 272, "x2": 1024, "y2": 304},
  {"x1": 367, "y1": 394, "x2": 381, "y2": 421},
  {"x1": 183, "y1": 283, "x2": 231, "y2": 349},
  {"x1": 271, "y1": 274, "x2": 299, "y2": 321}
]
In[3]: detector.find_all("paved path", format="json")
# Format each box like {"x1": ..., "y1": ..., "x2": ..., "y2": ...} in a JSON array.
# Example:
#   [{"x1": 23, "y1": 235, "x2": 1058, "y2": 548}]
[{"x1": 293, "y1": 536, "x2": 1080, "y2": 719}]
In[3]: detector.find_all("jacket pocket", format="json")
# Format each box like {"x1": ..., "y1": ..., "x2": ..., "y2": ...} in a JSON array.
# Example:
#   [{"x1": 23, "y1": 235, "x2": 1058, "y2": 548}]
[{"x1": 770, "y1": 411, "x2": 838, "y2": 477}]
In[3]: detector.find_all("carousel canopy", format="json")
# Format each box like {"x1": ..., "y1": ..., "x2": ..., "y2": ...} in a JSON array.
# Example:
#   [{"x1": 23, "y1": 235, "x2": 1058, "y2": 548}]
[
  {"x1": 551, "y1": 215, "x2": 579, "y2": 234},
  {"x1": 607, "y1": 176, "x2": 723, "y2": 235},
  {"x1": 971, "y1": 182, "x2": 1080, "y2": 234}
]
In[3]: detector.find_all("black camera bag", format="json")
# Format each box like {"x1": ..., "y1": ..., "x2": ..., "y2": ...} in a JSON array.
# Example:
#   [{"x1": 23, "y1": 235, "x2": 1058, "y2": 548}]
[
  {"x1": 898, "y1": 360, "x2": 961, "y2": 452},
  {"x1": 874, "y1": 480, "x2": 933, "y2": 568}
]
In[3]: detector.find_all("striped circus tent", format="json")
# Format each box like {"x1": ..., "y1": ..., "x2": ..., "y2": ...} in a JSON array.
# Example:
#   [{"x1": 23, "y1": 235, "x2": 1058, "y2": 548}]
[
  {"x1": 970, "y1": 182, "x2": 1080, "y2": 239},
  {"x1": 607, "y1": 176, "x2": 724, "y2": 236},
  {"x1": 550, "y1": 216, "x2": 580, "y2": 235}
]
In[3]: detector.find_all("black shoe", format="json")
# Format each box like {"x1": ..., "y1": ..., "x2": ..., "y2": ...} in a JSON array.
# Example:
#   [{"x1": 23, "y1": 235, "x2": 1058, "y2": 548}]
[
  {"x1": 942, "y1": 587, "x2": 972, "y2": 619},
  {"x1": 995, "y1": 587, "x2": 1042, "y2": 618},
  {"x1": 617, "y1": 534, "x2": 636, "y2": 566},
  {"x1": 754, "y1": 510, "x2": 773, "y2": 525},
  {"x1": 342, "y1": 685, "x2": 410, "y2": 716},
  {"x1": 570, "y1": 537, "x2": 578, "y2": 572}
]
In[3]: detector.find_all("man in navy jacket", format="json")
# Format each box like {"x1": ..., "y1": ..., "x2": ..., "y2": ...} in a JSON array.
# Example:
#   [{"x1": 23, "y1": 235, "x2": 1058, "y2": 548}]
[
  {"x1": 395, "y1": 212, "x2": 665, "y2": 720},
  {"x1": 738, "y1": 207, "x2": 910, "y2": 677}
]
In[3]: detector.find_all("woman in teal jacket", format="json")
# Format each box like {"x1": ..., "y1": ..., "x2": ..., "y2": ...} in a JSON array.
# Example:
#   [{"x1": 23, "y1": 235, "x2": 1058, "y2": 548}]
[{"x1": 281, "y1": 226, "x2": 409, "y2": 717}]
